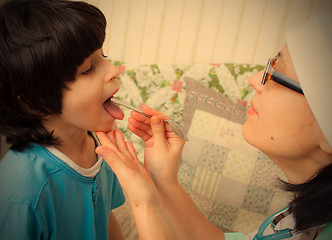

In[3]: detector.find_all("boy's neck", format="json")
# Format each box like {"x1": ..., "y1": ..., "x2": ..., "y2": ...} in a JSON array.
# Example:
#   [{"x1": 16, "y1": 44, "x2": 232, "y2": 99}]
[
  {"x1": 43, "y1": 118, "x2": 98, "y2": 169},
  {"x1": 54, "y1": 133, "x2": 97, "y2": 169}
]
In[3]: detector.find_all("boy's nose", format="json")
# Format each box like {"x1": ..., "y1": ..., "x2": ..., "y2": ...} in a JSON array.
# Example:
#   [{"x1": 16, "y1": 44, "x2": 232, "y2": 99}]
[
  {"x1": 249, "y1": 70, "x2": 264, "y2": 94},
  {"x1": 113, "y1": 65, "x2": 120, "y2": 77},
  {"x1": 106, "y1": 61, "x2": 120, "y2": 81}
]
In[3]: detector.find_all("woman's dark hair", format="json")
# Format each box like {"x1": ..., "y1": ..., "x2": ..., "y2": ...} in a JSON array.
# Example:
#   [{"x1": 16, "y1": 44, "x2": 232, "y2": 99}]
[
  {"x1": 0, "y1": 0, "x2": 106, "y2": 151},
  {"x1": 281, "y1": 163, "x2": 332, "y2": 231}
]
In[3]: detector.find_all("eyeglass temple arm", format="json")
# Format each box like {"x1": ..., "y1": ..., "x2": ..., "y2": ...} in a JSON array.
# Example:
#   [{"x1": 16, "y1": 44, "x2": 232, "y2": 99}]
[{"x1": 273, "y1": 71, "x2": 304, "y2": 95}]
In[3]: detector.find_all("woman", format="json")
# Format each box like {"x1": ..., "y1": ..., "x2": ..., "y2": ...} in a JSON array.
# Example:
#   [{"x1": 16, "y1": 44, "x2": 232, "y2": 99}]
[{"x1": 95, "y1": 10, "x2": 332, "y2": 240}]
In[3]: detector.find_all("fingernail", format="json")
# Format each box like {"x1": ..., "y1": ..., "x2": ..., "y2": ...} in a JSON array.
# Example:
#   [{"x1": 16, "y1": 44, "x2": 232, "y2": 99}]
[{"x1": 152, "y1": 117, "x2": 161, "y2": 126}]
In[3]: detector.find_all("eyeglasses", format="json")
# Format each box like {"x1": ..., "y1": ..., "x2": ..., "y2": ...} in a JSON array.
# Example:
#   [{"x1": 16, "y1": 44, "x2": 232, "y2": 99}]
[{"x1": 261, "y1": 53, "x2": 304, "y2": 95}]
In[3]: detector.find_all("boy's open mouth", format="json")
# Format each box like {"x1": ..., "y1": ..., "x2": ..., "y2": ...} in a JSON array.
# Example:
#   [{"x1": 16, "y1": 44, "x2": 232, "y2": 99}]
[{"x1": 103, "y1": 97, "x2": 124, "y2": 120}]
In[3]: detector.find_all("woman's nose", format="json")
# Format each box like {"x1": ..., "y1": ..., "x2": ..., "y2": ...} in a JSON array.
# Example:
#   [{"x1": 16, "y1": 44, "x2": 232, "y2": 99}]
[{"x1": 249, "y1": 70, "x2": 264, "y2": 93}]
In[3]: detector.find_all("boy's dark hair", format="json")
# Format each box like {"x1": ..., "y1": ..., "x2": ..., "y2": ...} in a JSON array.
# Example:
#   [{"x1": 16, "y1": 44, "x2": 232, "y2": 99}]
[{"x1": 0, "y1": 0, "x2": 106, "y2": 151}]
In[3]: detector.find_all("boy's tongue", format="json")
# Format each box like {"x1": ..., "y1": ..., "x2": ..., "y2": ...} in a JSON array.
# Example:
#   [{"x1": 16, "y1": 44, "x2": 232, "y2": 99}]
[{"x1": 103, "y1": 99, "x2": 124, "y2": 120}]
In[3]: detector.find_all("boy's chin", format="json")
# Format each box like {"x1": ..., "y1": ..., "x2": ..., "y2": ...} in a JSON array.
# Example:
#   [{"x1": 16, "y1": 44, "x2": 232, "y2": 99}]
[{"x1": 93, "y1": 121, "x2": 118, "y2": 133}]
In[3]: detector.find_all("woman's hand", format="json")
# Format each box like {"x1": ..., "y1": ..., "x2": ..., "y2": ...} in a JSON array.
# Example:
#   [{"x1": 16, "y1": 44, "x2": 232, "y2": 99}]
[
  {"x1": 95, "y1": 130, "x2": 175, "y2": 240},
  {"x1": 95, "y1": 130, "x2": 160, "y2": 206},
  {"x1": 128, "y1": 105, "x2": 185, "y2": 188},
  {"x1": 122, "y1": 113, "x2": 224, "y2": 240}
]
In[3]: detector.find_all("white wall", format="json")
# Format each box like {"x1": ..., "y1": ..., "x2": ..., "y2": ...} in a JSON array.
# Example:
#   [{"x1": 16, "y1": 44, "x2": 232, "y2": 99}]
[{"x1": 85, "y1": 0, "x2": 332, "y2": 65}]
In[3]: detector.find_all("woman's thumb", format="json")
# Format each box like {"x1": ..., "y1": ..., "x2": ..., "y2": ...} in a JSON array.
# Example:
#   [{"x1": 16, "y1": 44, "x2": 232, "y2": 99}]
[
  {"x1": 150, "y1": 116, "x2": 167, "y2": 147},
  {"x1": 96, "y1": 145, "x2": 121, "y2": 170}
]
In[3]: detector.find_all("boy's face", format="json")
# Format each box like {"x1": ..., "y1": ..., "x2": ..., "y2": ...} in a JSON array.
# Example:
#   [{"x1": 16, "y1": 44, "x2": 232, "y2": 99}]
[{"x1": 57, "y1": 49, "x2": 124, "y2": 133}]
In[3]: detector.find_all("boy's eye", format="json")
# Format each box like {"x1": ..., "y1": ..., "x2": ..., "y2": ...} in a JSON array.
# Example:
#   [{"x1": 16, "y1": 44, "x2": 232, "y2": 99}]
[
  {"x1": 81, "y1": 65, "x2": 93, "y2": 75},
  {"x1": 101, "y1": 53, "x2": 108, "y2": 58}
]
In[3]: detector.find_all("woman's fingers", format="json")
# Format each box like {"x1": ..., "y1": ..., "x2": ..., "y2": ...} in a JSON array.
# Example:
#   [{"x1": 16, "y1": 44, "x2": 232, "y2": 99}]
[
  {"x1": 129, "y1": 105, "x2": 180, "y2": 145},
  {"x1": 95, "y1": 145, "x2": 120, "y2": 169},
  {"x1": 141, "y1": 105, "x2": 169, "y2": 120},
  {"x1": 128, "y1": 117, "x2": 153, "y2": 142},
  {"x1": 126, "y1": 141, "x2": 139, "y2": 163},
  {"x1": 130, "y1": 111, "x2": 151, "y2": 124},
  {"x1": 129, "y1": 116, "x2": 152, "y2": 133},
  {"x1": 149, "y1": 116, "x2": 168, "y2": 149},
  {"x1": 97, "y1": 130, "x2": 136, "y2": 162},
  {"x1": 106, "y1": 130, "x2": 116, "y2": 145},
  {"x1": 95, "y1": 144, "x2": 139, "y2": 191},
  {"x1": 96, "y1": 132, "x2": 118, "y2": 152},
  {"x1": 112, "y1": 129, "x2": 135, "y2": 160}
]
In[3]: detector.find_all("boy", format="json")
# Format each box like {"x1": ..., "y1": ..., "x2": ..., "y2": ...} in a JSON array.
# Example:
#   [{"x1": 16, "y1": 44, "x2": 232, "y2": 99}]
[{"x1": 0, "y1": 0, "x2": 126, "y2": 239}]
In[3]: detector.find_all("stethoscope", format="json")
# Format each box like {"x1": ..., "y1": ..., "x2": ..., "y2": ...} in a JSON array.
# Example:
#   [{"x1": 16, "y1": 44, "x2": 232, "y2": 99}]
[
  {"x1": 253, "y1": 206, "x2": 294, "y2": 240},
  {"x1": 253, "y1": 206, "x2": 326, "y2": 240}
]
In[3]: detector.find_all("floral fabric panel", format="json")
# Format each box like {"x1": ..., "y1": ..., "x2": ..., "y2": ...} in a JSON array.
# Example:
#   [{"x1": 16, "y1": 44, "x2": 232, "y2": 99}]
[{"x1": 112, "y1": 61, "x2": 264, "y2": 161}]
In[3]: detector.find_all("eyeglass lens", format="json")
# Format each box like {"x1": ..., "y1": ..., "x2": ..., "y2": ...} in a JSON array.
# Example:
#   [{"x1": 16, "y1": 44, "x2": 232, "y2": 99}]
[{"x1": 262, "y1": 54, "x2": 279, "y2": 85}]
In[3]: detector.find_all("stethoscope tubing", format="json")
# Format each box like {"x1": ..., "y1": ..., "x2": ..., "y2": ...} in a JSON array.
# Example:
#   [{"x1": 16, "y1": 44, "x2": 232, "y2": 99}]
[{"x1": 253, "y1": 207, "x2": 293, "y2": 240}]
